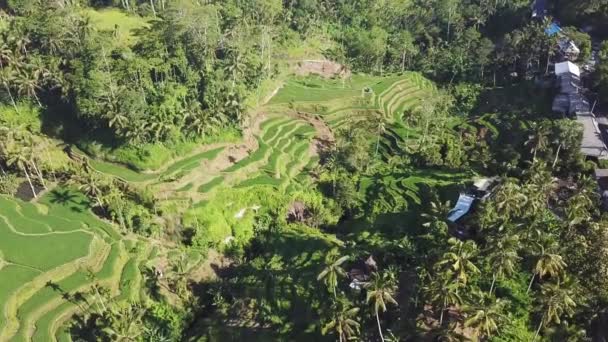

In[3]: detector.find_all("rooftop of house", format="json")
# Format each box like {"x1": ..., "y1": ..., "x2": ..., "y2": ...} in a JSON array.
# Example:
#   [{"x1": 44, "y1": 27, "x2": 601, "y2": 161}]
[
  {"x1": 555, "y1": 61, "x2": 581, "y2": 77},
  {"x1": 576, "y1": 112, "x2": 608, "y2": 158},
  {"x1": 447, "y1": 194, "x2": 475, "y2": 223}
]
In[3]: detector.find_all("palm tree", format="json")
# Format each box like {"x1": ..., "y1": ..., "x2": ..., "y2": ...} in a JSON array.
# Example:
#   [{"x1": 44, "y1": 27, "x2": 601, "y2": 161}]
[
  {"x1": 528, "y1": 242, "x2": 566, "y2": 293},
  {"x1": 374, "y1": 117, "x2": 387, "y2": 159},
  {"x1": 321, "y1": 297, "x2": 361, "y2": 342},
  {"x1": 317, "y1": 249, "x2": 349, "y2": 298},
  {"x1": 464, "y1": 298, "x2": 507, "y2": 339},
  {"x1": 15, "y1": 69, "x2": 42, "y2": 106},
  {"x1": 424, "y1": 274, "x2": 463, "y2": 326},
  {"x1": 0, "y1": 66, "x2": 19, "y2": 113},
  {"x1": 486, "y1": 235, "x2": 521, "y2": 294},
  {"x1": 525, "y1": 123, "x2": 550, "y2": 161},
  {"x1": 534, "y1": 279, "x2": 577, "y2": 341},
  {"x1": 437, "y1": 238, "x2": 480, "y2": 286},
  {"x1": 364, "y1": 270, "x2": 398, "y2": 341},
  {"x1": 103, "y1": 304, "x2": 145, "y2": 341},
  {"x1": 5, "y1": 143, "x2": 37, "y2": 198},
  {"x1": 75, "y1": 170, "x2": 107, "y2": 212}
]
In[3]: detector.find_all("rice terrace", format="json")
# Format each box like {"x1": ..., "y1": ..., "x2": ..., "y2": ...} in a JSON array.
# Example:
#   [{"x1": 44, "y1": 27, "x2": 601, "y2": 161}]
[
  {"x1": 0, "y1": 65, "x2": 443, "y2": 341},
  {"x1": 2, "y1": 1, "x2": 606, "y2": 341}
]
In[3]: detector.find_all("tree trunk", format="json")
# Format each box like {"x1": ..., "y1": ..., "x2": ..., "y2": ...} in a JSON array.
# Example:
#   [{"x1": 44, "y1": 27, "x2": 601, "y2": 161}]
[
  {"x1": 489, "y1": 273, "x2": 497, "y2": 295},
  {"x1": 95, "y1": 287, "x2": 107, "y2": 312},
  {"x1": 527, "y1": 273, "x2": 535, "y2": 294},
  {"x1": 376, "y1": 309, "x2": 384, "y2": 341},
  {"x1": 33, "y1": 92, "x2": 42, "y2": 108},
  {"x1": 552, "y1": 143, "x2": 561, "y2": 169},
  {"x1": 533, "y1": 318, "x2": 543, "y2": 341},
  {"x1": 150, "y1": 0, "x2": 157, "y2": 17},
  {"x1": 375, "y1": 133, "x2": 381, "y2": 158},
  {"x1": 439, "y1": 304, "x2": 445, "y2": 326},
  {"x1": 23, "y1": 165, "x2": 37, "y2": 198},
  {"x1": 0, "y1": 163, "x2": 6, "y2": 176},
  {"x1": 401, "y1": 51, "x2": 406, "y2": 73},
  {"x1": 30, "y1": 160, "x2": 47, "y2": 190},
  {"x1": 4, "y1": 83, "x2": 19, "y2": 113}
]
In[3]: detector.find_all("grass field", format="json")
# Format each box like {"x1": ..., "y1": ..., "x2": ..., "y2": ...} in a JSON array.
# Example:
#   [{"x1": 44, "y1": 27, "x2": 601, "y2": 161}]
[
  {"x1": 0, "y1": 188, "x2": 152, "y2": 341},
  {"x1": 83, "y1": 8, "x2": 150, "y2": 47}
]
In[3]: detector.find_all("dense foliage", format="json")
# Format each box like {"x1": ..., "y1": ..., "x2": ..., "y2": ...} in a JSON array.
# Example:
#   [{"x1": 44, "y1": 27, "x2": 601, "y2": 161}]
[{"x1": 1, "y1": 0, "x2": 608, "y2": 341}]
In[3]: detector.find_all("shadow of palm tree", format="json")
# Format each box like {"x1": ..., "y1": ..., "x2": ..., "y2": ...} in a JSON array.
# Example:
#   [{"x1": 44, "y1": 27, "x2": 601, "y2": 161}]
[
  {"x1": 46, "y1": 280, "x2": 64, "y2": 293},
  {"x1": 49, "y1": 189, "x2": 79, "y2": 206}
]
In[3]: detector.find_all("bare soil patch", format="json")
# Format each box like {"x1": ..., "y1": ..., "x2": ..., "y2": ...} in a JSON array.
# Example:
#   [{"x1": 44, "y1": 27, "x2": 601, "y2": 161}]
[{"x1": 295, "y1": 59, "x2": 351, "y2": 79}]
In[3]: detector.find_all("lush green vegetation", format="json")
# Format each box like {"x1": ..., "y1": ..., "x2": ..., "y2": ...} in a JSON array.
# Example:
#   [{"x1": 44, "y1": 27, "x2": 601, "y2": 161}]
[{"x1": 1, "y1": 0, "x2": 608, "y2": 341}]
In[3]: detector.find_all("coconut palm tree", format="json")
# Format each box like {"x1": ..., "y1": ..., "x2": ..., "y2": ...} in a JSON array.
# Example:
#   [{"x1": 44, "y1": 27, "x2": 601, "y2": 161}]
[
  {"x1": 486, "y1": 234, "x2": 521, "y2": 294},
  {"x1": 15, "y1": 69, "x2": 42, "y2": 106},
  {"x1": 75, "y1": 170, "x2": 108, "y2": 212},
  {"x1": 321, "y1": 297, "x2": 361, "y2": 342},
  {"x1": 437, "y1": 238, "x2": 480, "y2": 286},
  {"x1": 525, "y1": 123, "x2": 550, "y2": 161},
  {"x1": 103, "y1": 304, "x2": 145, "y2": 341},
  {"x1": 0, "y1": 66, "x2": 19, "y2": 112},
  {"x1": 534, "y1": 278, "x2": 577, "y2": 341},
  {"x1": 5, "y1": 143, "x2": 37, "y2": 198},
  {"x1": 364, "y1": 270, "x2": 398, "y2": 341},
  {"x1": 424, "y1": 273, "x2": 463, "y2": 326},
  {"x1": 528, "y1": 242, "x2": 566, "y2": 293},
  {"x1": 464, "y1": 298, "x2": 507, "y2": 339},
  {"x1": 317, "y1": 249, "x2": 349, "y2": 298}
]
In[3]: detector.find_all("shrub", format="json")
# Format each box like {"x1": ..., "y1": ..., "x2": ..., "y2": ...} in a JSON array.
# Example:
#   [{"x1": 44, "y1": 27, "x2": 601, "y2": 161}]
[
  {"x1": 0, "y1": 174, "x2": 20, "y2": 195},
  {"x1": 0, "y1": 102, "x2": 41, "y2": 132}
]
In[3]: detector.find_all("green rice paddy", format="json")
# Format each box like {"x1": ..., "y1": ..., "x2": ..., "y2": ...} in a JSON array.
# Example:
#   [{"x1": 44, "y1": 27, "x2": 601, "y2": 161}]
[{"x1": 0, "y1": 72, "x2": 443, "y2": 341}]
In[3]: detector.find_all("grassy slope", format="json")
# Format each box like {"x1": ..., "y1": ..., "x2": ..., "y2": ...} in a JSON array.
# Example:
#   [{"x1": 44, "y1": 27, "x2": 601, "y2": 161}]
[
  {"x1": 83, "y1": 8, "x2": 150, "y2": 47},
  {"x1": 0, "y1": 188, "x2": 138, "y2": 341}
]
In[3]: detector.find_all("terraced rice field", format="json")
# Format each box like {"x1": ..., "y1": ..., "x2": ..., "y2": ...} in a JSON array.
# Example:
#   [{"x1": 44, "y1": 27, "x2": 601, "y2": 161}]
[
  {"x1": 267, "y1": 72, "x2": 435, "y2": 161},
  {"x1": 0, "y1": 72, "x2": 444, "y2": 340},
  {"x1": 78, "y1": 73, "x2": 437, "y2": 208},
  {"x1": 0, "y1": 189, "x2": 154, "y2": 342}
]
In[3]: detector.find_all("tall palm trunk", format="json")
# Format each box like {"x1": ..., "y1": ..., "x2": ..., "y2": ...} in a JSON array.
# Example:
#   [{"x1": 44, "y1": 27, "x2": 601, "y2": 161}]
[
  {"x1": 533, "y1": 318, "x2": 543, "y2": 341},
  {"x1": 150, "y1": 0, "x2": 157, "y2": 17},
  {"x1": 552, "y1": 144, "x2": 561, "y2": 169},
  {"x1": 94, "y1": 286, "x2": 107, "y2": 313},
  {"x1": 375, "y1": 308, "x2": 384, "y2": 341},
  {"x1": 22, "y1": 165, "x2": 37, "y2": 198},
  {"x1": 489, "y1": 273, "x2": 497, "y2": 295},
  {"x1": 527, "y1": 273, "x2": 535, "y2": 294},
  {"x1": 30, "y1": 160, "x2": 46, "y2": 190},
  {"x1": 4, "y1": 83, "x2": 19, "y2": 113}
]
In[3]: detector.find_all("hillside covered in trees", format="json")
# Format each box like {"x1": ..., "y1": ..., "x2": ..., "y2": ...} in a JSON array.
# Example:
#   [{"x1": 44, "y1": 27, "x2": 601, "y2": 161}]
[{"x1": 1, "y1": 0, "x2": 608, "y2": 341}]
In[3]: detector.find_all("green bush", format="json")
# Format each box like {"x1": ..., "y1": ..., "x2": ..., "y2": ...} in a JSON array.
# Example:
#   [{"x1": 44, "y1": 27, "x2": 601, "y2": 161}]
[
  {"x1": 0, "y1": 174, "x2": 20, "y2": 195},
  {"x1": 0, "y1": 102, "x2": 41, "y2": 132}
]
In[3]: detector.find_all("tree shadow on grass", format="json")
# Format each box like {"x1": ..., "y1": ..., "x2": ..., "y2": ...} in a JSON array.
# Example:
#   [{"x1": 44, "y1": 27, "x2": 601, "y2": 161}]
[
  {"x1": 47, "y1": 189, "x2": 91, "y2": 213},
  {"x1": 187, "y1": 225, "x2": 336, "y2": 341}
]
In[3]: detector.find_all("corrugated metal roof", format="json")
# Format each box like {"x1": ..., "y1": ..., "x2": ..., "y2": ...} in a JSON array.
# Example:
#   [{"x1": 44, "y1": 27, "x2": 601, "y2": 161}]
[{"x1": 447, "y1": 194, "x2": 475, "y2": 223}]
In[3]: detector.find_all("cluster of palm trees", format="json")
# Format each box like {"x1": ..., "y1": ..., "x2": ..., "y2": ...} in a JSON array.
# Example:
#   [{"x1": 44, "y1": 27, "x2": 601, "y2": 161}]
[
  {"x1": 316, "y1": 161, "x2": 592, "y2": 340},
  {"x1": 0, "y1": 127, "x2": 52, "y2": 198},
  {"x1": 0, "y1": 35, "x2": 58, "y2": 112},
  {"x1": 317, "y1": 249, "x2": 398, "y2": 341}
]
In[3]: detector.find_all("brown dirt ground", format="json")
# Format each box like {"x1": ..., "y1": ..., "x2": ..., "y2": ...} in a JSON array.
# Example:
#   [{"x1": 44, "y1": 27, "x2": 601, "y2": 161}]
[{"x1": 294, "y1": 59, "x2": 351, "y2": 79}]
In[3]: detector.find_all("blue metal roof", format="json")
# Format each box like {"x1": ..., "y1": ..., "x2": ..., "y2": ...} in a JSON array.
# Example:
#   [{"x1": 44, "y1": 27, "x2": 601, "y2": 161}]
[
  {"x1": 545, "y1": 23, "x2": 562, "y2": 36},
  {"x1": 447, "y1": 194, "x2": 475, "y2": 223}
]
